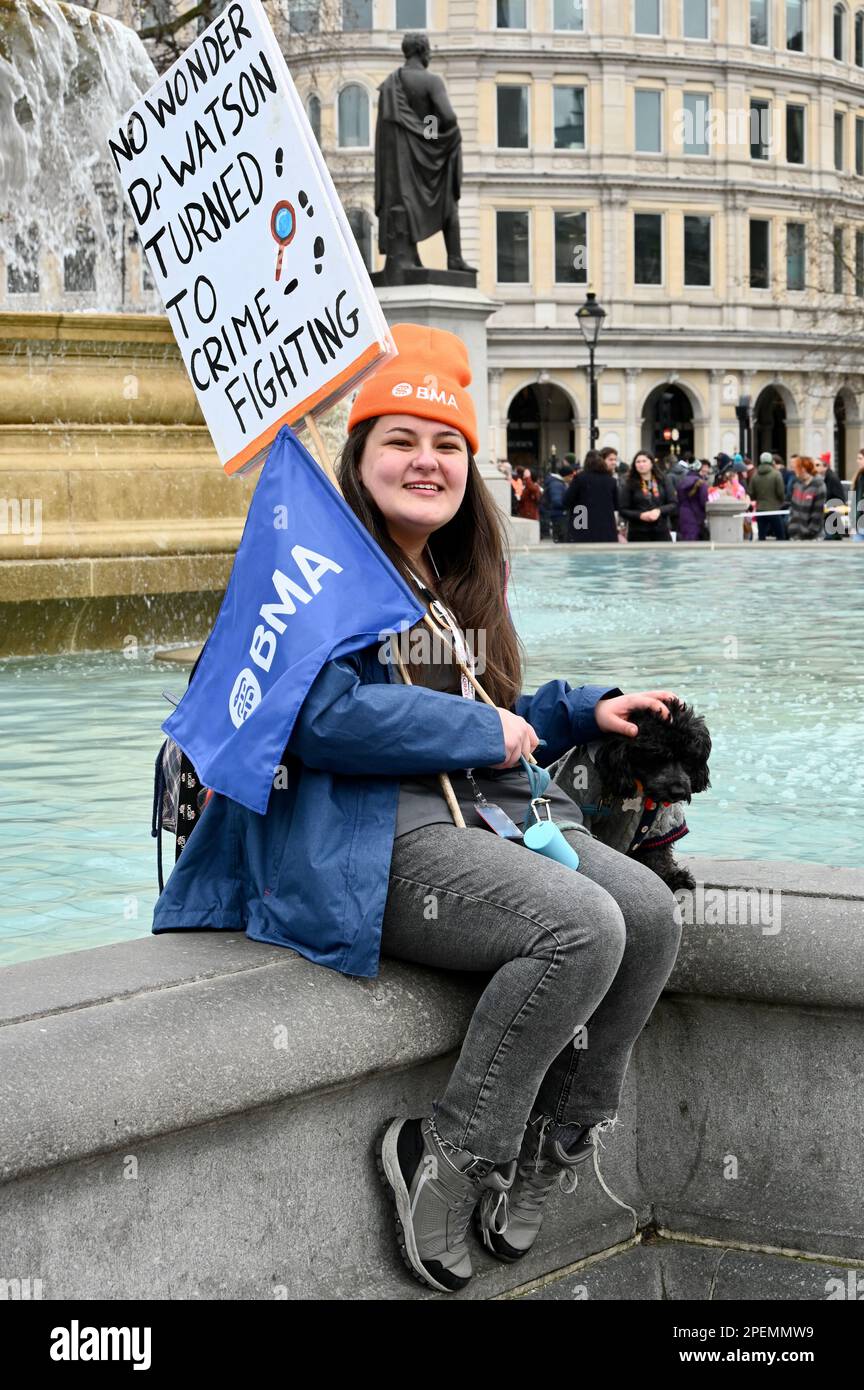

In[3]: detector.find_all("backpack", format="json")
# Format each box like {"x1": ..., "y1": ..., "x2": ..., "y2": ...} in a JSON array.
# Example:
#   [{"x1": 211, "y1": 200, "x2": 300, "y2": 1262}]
[{"x1": 150, "y1": 649, "x2": 211, "y2": 893}]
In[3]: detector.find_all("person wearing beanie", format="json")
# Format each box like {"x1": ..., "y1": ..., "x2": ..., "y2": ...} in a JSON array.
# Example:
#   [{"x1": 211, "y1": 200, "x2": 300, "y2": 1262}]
[
  {"x1": 152, "y1": 322, "x2": 683, "y2": 1294},
  {"x1": 173, "y1": 318, "x2": 675, "y2": 1294},
  {"x1": 674, "y1": 460, "x2": 710, "y2": 542},
  {"x1": 748, "y1": 451, "x2": 787, "y2": 541}
]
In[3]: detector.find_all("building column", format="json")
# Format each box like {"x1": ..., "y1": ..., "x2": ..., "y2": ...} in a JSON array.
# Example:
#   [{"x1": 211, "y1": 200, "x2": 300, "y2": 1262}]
[
  {"x1": 737, "y1": 371, "x2": 753, "y2": 455},
  {"x1": 625, "y1": 368, "x2": 641, "y2": 459},
  {"x1": 708, "y1": 369, "x2": 723, "y2": 458},
  {"x1": 797, "y1": 383, "x2": 814, "y2": 460},
  {"x1": 725, "y1": 193, "x2": 747, "y2": 330},
  {"x1": 601, "y1": 188, "x2": 628, "y2": 303},
  {"x1": 488, "y1": 367, "x2": 503, "y2": 465}
]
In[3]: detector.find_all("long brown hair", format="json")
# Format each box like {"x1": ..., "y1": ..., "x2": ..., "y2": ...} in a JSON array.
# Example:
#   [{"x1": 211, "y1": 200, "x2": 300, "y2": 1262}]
[
  {"x1": 336, "y1": 417, "x2": 524, "y2": 709},
  {"x1": 626, "y1": 451, "x2": 659, "y2": 491}
]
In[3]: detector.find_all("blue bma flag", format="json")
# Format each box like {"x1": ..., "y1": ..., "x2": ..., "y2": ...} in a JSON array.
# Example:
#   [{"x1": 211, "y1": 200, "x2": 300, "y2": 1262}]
[{"x1": 163, "y1": 425, "x2": 426, "y2": 814}]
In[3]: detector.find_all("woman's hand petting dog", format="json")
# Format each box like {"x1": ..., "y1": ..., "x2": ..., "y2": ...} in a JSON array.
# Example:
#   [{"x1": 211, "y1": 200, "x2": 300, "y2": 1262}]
[{"x1": 596, "y1": 691, "x2": 678, "y2": 739}]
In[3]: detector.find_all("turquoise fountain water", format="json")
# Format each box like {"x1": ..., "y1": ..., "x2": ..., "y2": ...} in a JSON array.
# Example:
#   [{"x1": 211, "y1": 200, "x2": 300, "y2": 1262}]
[{"x1": 1, "y1": 547, "x2": 861, "y2": 965}]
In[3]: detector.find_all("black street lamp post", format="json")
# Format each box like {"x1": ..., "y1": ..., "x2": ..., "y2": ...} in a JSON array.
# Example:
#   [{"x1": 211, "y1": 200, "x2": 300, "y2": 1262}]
[
  {"x1": 736, "y1": 395, "x2": 752, "y2": 459},
  {"x1": 576, "y1": 291, "x2": 607, "y2": 452}
]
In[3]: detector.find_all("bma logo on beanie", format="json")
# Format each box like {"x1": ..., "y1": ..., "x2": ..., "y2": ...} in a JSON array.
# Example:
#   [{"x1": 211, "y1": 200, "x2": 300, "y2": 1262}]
[
  {"x1": 348, "y1": 322, "x2": 479, "y2": 453},
  {"x1": 391, "y1": 380, "x2": 459, "y2": 409},
  {"x1": 419, "y1": 385, "x2": 459, "y2": 408}
]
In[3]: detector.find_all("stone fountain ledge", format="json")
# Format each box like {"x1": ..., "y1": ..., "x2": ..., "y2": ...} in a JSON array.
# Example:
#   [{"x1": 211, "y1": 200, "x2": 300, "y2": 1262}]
[{"x1": 0, "y1": 855, "x2": 861, "y2": 1300}]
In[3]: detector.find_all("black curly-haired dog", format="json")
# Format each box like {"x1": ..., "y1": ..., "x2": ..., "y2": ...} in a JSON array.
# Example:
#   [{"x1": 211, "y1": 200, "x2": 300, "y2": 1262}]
[{"x1": 550, "y1": 697, "x2": 711, "y2": 892}]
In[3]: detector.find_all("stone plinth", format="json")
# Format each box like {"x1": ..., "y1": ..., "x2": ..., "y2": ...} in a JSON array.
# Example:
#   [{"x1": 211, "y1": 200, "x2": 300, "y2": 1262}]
[
  {"x1": 371, "y1": 284, "x2": 539, "y2": 548},
  {"x1": 706, "y1": 496, "x2": 748, "y2": 543}
]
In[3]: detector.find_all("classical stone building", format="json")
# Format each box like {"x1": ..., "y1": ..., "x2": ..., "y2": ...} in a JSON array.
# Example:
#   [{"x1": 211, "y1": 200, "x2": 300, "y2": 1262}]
[
  {"x1": 5, "y1": 0, "x2": 863, "y2": 474},
  {"x1": 283, "y1": 0, "x2": 864, "y2": 476}
]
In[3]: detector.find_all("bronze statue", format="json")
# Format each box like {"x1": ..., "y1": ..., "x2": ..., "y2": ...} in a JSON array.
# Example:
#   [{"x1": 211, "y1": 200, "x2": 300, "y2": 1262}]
[{"x1": 373, "y1": 33, "x2": 475, "y2": 284}]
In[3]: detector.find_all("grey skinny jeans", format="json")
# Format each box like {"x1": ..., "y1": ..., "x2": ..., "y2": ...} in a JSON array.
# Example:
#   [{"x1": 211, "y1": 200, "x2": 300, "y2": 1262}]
[{"x1": 379, "y1": 821, "x2": 683, "y2": 1165}]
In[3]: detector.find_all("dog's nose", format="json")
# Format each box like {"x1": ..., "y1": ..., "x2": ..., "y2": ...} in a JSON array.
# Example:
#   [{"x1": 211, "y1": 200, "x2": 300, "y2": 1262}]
[{"x1": 665, "y1": 785, "x2": 690, "y2": 803}]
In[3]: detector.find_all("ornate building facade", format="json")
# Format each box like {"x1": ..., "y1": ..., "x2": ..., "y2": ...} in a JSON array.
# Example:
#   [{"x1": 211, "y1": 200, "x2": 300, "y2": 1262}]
[{"x1": 286, "y1": 0, "x2": 864, "y2": 476}]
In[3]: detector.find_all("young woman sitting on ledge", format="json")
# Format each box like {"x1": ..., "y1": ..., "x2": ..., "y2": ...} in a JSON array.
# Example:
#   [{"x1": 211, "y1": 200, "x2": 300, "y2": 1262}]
[{"x1": 154, "y1": 324, "x2": 684, "y2": 1295}]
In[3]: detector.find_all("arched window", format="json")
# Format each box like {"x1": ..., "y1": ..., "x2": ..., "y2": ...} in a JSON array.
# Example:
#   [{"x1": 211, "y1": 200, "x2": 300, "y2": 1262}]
[
  {"x1": 338, "y1": 84, "x2": 369, "y2": 147},
  {"x1": 306, "y1": 93, "x2": 321, "y2": 144},
  {"x1": 346, "y1": 208, "x2": 373, "y2": 270},
  {"x1": 855, "y1": 9, "x2": 864, "y2": 65},
  {"x1": 834, "y1": 3, "x2": 846, "y2": 60}
]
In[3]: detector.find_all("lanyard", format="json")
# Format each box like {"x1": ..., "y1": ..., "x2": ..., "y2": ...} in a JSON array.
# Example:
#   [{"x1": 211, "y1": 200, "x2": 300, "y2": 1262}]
[
  {"x1": 403, "y1": 561, "x2": 523, "y2": 830},
  {"x1": 403, "y1": 555, "x2": 562, "y2": 839},
  {"x1": 430, "y1": 599, "x2": 476, "y2": 702},
  {"x1": 404, "y1": 564, "x2": 476, "y2": 702}
]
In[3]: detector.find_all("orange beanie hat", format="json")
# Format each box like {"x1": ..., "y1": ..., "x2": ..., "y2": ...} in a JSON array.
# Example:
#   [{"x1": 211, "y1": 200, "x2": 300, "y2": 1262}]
[{"x1": 347, "y1": 322, "x2": 479, "y2": 455}]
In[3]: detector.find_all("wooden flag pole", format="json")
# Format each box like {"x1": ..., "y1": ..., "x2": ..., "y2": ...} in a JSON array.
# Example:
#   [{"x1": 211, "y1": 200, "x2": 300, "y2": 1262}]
[
  {"x1": 301, "y1": 412, "x2": 467, "y2": 829},
  {"x1": 303, "y1": 413, "x2": 340, "y2": 489}
]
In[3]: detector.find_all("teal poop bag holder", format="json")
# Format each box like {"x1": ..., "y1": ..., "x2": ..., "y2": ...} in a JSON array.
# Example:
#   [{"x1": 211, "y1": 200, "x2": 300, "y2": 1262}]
[{"x1": 519, "y1": 756, "x2": 582, "y2": 872}]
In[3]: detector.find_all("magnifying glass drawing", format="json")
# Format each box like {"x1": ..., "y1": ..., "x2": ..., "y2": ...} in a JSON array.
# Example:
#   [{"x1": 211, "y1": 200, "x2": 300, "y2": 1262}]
[{"x1": 270, "y1": 199, "x2": 296, "y2": 281}]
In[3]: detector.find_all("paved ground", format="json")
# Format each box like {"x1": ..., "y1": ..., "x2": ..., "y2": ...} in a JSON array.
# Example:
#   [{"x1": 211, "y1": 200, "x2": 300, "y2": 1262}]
[{"x1": 500, "y1": 1236, "x2": 863, "y2": 1301}]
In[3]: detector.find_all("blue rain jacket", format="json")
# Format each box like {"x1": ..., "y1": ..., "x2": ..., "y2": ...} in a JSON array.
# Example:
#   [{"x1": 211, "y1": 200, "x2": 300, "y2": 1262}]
[{"x1": 152, "y1": 640, "x2": 620, "y2": 977}]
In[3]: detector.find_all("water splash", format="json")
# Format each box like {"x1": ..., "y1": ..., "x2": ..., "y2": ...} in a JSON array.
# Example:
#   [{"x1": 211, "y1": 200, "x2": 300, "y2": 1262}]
[{"x1": 0, "y1": 0, "x2": 158, "y2": 311}]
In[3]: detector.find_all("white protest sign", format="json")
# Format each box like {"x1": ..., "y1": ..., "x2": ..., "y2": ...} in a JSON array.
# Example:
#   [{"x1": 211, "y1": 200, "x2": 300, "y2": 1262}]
[{"x1": 108, "y1": 0, "x2": 394, "y2": 476}]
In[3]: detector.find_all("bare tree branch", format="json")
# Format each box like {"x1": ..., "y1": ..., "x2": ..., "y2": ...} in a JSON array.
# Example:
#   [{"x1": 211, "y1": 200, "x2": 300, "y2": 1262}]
[{"x1": 137, "y1": 2, "x2": 214, "y2": 41}]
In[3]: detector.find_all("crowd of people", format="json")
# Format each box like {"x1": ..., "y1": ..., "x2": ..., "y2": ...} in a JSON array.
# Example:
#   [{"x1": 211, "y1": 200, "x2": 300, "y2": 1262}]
[{"x1": 499, "y1": 445, "x2": 864, "y2": 544}]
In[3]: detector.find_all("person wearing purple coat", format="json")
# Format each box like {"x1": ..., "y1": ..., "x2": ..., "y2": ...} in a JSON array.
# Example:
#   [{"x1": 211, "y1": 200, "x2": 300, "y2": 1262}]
[{"x1": 675, "y1": 465, "x2": 709, "y2": 541}]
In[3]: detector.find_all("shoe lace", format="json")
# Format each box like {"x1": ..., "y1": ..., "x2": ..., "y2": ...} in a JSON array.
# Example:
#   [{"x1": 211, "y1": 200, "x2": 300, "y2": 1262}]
[
  {"x1": 533, "y1": 1114, "x2": 582, "y2": 1195},
  {"x1": 481, "y1": 1118, "x2": 579, "y2": 1234},
  {"x1": 449, "y1": 1182, "x2": 484, "y2": 1246},
  {"x1": 412, "y1": 1142, "x2": 486, "y2": 1246},
  {"x1": 482, "y1": 1113, "x2": 639, "y2": 1239},
  {"x1": 480, "y1": 1185, "x2": 511, "y2": 1234}
]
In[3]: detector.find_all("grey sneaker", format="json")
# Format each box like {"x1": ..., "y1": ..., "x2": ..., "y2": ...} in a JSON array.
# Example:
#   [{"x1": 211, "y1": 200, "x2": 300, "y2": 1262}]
[
  {"x1": 474, "y1": 1110, "x2": 609, "y2": 1263},
  {"x1": 375, "y1": 1114, "x2": 517, "y2": 1293}
]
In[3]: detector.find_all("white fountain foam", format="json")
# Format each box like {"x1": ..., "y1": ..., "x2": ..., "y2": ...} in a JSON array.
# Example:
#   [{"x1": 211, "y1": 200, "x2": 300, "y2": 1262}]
[{"x1": 0, "y1": 0, "x2": 159, "y2": 311}]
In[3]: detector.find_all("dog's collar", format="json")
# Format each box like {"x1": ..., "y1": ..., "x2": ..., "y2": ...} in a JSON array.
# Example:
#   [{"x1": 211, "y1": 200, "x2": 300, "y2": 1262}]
[{"x1": 588, "y1": 749, "x2": 670, "y2": 810}]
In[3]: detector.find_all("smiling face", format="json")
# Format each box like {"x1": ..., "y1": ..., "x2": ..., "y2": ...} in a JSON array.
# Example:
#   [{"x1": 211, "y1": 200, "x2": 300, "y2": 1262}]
[{"x1": 356, "y1": 414, "x2": 469, "y2": 552}]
